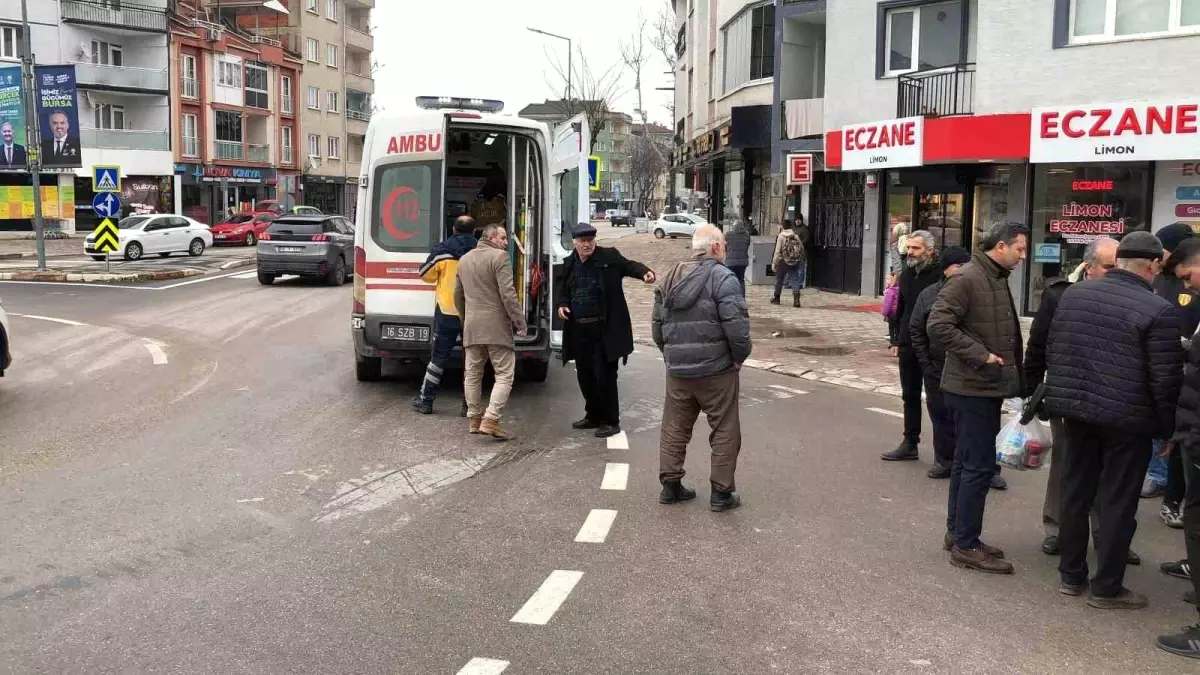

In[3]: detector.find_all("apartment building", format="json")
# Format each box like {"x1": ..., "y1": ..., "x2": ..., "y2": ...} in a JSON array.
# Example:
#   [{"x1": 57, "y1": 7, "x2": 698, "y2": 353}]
[
  {"x1": 818, "y1": 0, "x2": 1200, "y2": 306},
  {"x1": 169, "y1": 0, "x2": 303, "y2": 224},
  {"x1": 517, "y1": 100, "x2": 633, "y2": 213}
]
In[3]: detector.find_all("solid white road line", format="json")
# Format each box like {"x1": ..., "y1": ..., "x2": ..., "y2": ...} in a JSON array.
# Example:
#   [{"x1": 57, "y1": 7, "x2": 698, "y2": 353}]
[
  {"x1": 510, "y1": 570, "x2": 584, "y2": 625},
  {"x1": 867, "y1": 407, "x2": 904, "y2": 419},
  {"x1": 231, "y1": 271, "x2": 260, "y2": 279},
  {"x1": 600, "y1": 462, "x2": 629, "y2": 490},
  {"x1": 143, "y1": 339, "x2": 168, "y2": 365},
  {"x1": 8, "y1": 313, "x2": 87, "y2": 326},
  {"x1": 155, "y1": 270, "x2": 259, "y2": 289},
  {"x1": 456, "y1": 657, "x2": 510, "y2": 674},
  {"x1": 574, "y1": 509, "x2": 618, "y2": 543},
  {"x1": 768, "y1": 384, "x2": 809, "y2": 396},
  {"x1": 606, "y1": 430, "x2": 629, "y2": 450}
]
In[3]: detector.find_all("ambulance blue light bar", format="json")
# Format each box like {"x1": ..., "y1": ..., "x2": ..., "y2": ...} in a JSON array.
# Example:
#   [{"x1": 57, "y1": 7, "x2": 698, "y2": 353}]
[{"x1": 415, "y1": 97, "x2": 505, "y2": 114}]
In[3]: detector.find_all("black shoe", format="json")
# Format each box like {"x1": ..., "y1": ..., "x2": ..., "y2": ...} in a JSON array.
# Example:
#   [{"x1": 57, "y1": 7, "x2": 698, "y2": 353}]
[
  {"x1": 659, "y1": 481, "x2": 697, "y2": 505},
  {"x1": 411, "y1": 398, "x2": 433, "y2": 415},
  {"x1": 594, "y1": 424, "x2": 621, "y2": 438},
  {"x1": 571, "y1": 417, "x2": 603, "y2": 430},
  {"x1": 1157, "y1": 623, "x2": 1200, "y2": 659},
  {"x1": 459, "y1": 401, "x2": 468, "y2": 418},
  {"x1": 792, "y1": 294, "x2": 801, "y2": 308},
  {"x1": 1060, "y1": 581, "x2": 1087, "y2": 596},
  {"x1": 990, "y1": 473, "x2": 1008, "y2": 490},
  {"x1": 710, "y1": 491, "x2": 742, "y2": 512},
  {"x1": 927, "y1": 463, "x2": 951, "y2": 479},
  {"x1": 1128, "y1": 550, "x2": 1142, "y2": 566},
  {"x1": 769, "y1": 296, "x2": 781, "y2": 305},
  {"x1": 1162, "y1": 559, "x2": 1193, "y2": 580},
  {"x1": 1042, "y1": 535, "x2": 1059, "y2": 555},
  {"x1": 1087, "y1": 588, "x2": 1148, "y2": 610},
  {"x1": 881, "y1": 442, "x2": 918, "y2": 461}
]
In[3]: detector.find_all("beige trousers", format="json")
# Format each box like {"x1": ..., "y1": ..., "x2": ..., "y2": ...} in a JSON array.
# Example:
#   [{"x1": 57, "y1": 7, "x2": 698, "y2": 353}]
[{"x1": 464, "y1": 345, "x2": 515, "y2": 421}]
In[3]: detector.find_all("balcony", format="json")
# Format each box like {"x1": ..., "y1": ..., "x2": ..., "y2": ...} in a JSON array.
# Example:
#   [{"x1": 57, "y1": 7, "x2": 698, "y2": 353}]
[
  {"x1": 782, "y1": 98, "x2": 824, "y2": 139},
  {"x1": 60, "y1": 0, "x2": 168, "y2": 33},
  {"x1": 75, "y1": 63, "x2": 169, "y2": 94},
  {"x1": 247, "y1": 144, "x2": 270, "y2": 163},
  {"x1": 215, "y1": 140, "x2": 243, "y2": 161},
  {"x1": 897, "y1": 63, "x2": 976, "y2": 119},
  {"x1": 345, "y1": 0, "x2": 375, "y2": 7},
  {"x1": 282, "y1": 94, "x2": 294, "y2": 116},
  {"x1": 281, "y1": 146, "x2": 294, "y2": 166},
  {"x1": 346, "y1": 108, "x2": 370, "y2": 123},
  {"x1": 182, "y1": 76, "x2": 198, "y2": 100},
  {"x1": 80, "y1": 128, "x2": 169, "y2": 151},
  {"x1": 182, "y1": 135, "x2": 200, "y2": 158},
  {"x1": 346, "y1": 26, "x2": 373, "y2": 54},
  {"x1": 346, "y1": 71, "x2": 374, "y2": 95}
]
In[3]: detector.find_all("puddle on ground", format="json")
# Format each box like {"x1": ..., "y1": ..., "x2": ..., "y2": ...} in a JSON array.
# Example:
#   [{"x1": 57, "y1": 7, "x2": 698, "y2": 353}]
[{"x1": 750, "y1": 317, "x2": 812, "y2": 340}]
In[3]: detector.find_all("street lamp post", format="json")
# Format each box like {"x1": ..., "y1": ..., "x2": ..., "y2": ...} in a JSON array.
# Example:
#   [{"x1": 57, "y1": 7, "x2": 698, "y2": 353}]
[{"x1": 526, "y1": 28, "x2": 571, "y2": 107}]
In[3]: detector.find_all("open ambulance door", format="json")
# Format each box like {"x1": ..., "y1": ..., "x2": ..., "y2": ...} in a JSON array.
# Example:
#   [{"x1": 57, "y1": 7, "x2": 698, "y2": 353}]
[{"x1": 548, "y1": 113, "x2": 591, "y2": 352}]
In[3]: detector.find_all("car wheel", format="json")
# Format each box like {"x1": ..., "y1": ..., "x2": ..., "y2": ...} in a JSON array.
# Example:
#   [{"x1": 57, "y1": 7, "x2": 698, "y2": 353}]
[
  {"x1": 244, "y1": 232, "x2": 256, "y2": 246},
  {"x1": 355, "y1": 354, "x2": 382, "y2": 382},
  {"x1": 188, "y1": 238, "x2": 206, "y2": 257},
  {"x1": 124, "y1": 241, "x2": 143, "y2": 261},
  {"x1": 654, "y1": 228, "x2": 666, "y2": 239},
  {"x1": 257, "y1": 271, "x2": 276, "y2": 285},
  {"x1": 326, "y1": 256, "x2": 346, "y2": 287}
]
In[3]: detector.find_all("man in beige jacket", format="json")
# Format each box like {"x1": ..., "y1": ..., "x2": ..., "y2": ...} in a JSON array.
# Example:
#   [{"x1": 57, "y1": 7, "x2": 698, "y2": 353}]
[{"x1": 454, "y1": 224, "x2": 527, "y2": 440}]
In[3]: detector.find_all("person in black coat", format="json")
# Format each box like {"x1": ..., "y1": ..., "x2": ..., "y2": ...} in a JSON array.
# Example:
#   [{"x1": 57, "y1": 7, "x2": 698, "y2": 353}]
[
  {"x1": 882, "y1": 230, "x2": 942, "y2": 462},
  {"x1": 1044, "y1": 231, "x2": 1184, "y2": 608},
  {"x1": 555, "y1": 222, "x2": 656, "y2": 438}
]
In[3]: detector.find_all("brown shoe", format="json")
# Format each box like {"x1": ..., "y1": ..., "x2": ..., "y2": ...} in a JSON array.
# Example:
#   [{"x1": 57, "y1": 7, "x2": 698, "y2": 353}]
[
  {"x1": 479, "y1": 417, "x2": 513, "y2": 441},
  {"x1": 468, "y1": 416, "x2": 483, "y2": 434},
  {"x1": 943, "y1": 532, "x2": 1005, "y2": 559},
  {"x1": 950, "y1": 545, "x2": 1014, "y2": 574}
]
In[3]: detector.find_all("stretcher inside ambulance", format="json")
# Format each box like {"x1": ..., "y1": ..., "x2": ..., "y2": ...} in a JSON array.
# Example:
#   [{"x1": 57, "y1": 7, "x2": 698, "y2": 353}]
[{"x1": 351, "y1": 96, "x2": 590, "y2": 384}]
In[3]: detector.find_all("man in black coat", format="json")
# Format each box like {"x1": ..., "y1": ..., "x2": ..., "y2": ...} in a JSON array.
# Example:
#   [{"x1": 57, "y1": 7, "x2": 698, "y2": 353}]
[
  {"x1": 1045, "y1": 231, "x2": 1183, "y2": 608},
  {"x1": 882, "y1": 230, "x2": 942, "y2": 462},
  {"x1": 555, "y1": 222, "x2": 656, "y2": 438}
]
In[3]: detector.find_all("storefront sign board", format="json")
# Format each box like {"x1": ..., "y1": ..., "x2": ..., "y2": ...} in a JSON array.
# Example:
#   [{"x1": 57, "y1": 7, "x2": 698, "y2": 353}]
[
  {"x1": 840, "y1": 117, "x2": 923, "y2": 171},
  {"x1": 786, "y1": 153, "x2": 813, "y2": 185},
  {"x1": 1034, "y1": 243, "x2": 1061, "y2": 264},
  {"x1": 1031, "y1": 101, "x2": 1200, "y2": 163}
]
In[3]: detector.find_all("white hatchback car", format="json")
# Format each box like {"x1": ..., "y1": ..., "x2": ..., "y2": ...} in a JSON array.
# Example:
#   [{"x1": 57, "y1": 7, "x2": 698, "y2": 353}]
[
  {"x1": 85, "y1": 214, "x2": 213, "y2": 261},
  {"x1": 652, "y1": 213, "x2": 708, "y2": 239}
]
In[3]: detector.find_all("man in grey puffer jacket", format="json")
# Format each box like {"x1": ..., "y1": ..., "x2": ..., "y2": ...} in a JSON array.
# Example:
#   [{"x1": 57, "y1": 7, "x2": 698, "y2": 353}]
[{"x1": 652, "y1": 224, "x2": 753, "y2": 512}]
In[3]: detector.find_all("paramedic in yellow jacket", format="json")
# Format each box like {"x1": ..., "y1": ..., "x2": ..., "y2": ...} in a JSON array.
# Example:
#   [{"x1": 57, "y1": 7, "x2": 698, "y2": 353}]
[{"x1": 412, "y1": 215, "x2": 478, "y2": 414}]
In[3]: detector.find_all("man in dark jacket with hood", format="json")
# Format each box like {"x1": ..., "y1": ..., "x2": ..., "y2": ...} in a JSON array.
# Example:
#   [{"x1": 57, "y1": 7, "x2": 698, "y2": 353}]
[
  {"x1": 1045, "y1": 231, "x2": 1183, "y2": 608},
  {"x1": 413, "y1": 216, "x2": 479, "y2": 414},
  {"x1": 653, "y1": 224, "x2": 751, "y2": 512},
  {"x1": 556, "y1": 222, "x2": 656, "y2": 438},
  {"x1": 908, "y1": 246, "x2": 972, "y2": 479}
]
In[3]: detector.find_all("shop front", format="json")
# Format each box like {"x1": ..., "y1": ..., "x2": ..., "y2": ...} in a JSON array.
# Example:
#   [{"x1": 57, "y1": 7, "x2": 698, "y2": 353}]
[
  {"x1": 176, "y1": 163, "x2": 277, "y2": 224},
  {"x1": 301, "y1": 175, "x2": 354, "y2": 217}
]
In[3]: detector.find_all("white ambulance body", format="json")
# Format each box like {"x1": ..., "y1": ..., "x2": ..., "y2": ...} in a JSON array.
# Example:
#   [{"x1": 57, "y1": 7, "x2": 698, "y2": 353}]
[{"x1": 351, "y1": 97, "x2": 590, "y2": 382}]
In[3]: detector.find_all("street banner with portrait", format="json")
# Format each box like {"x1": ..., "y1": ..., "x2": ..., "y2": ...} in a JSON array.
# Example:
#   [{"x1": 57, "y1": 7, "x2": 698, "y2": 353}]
[
  {"x1": 0, "y1": 66, "x2": 28, "y2": 170},
  {"x1": 34, "y1": 65, "x2": 82, "y2": 169}
]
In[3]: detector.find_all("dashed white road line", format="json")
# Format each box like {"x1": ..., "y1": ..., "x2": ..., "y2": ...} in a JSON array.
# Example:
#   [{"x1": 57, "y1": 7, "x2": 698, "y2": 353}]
[
  {"x1": 510, "y1": 570, "x2": 584, "y2": 625},
  {"x1": 606, "y1": 430, "x2": 629, "y2": 450},
  {"x1": 143, "y1": 339, "x2": 168, "y2": 365},
  {"x1": 8, "y1": 313, "x2": 87, "y2": 327},
  {"x1": 600, "y1": 462, "x2": 629, "y2": 490},
  {"x1": 867, "y1": 407, "x2": 904, "y2": 419},
  {"x1": 768, "y1": 384, "x2": 809, "y2": 396},
  {"x1": 456, "y1": 657, "x2": 510, "y2": 674},
  {"x1": 574, "y1": 509, "x2": 618, "y2": 543}
]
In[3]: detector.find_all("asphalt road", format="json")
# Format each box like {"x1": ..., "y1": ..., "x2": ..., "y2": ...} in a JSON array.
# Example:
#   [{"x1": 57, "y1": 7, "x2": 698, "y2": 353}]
[{"x1": 0, "y1": 272, "x2": 1197, "y2": 674}]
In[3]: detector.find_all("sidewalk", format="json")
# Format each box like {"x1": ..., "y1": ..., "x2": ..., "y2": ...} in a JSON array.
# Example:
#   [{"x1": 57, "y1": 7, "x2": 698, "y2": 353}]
[
  {"x1": 0, "y1": 235, "x2": 81, "y2": 260},
  {"x1": 0, "y1": 235, "x2": 256, "y2": 282}
]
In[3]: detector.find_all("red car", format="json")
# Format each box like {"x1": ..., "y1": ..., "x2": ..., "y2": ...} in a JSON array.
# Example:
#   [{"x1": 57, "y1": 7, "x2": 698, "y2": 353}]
[{"x1": 211, "y1": 212, "x2": 276, "y2": 246}]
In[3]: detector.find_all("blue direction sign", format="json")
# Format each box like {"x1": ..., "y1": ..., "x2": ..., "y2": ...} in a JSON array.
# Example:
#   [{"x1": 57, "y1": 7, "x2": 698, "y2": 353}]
[
  {"x1": 587, "y1": 155, "x2": 600, "y2": 193},
  {"x1": 92, "y1": 165, "x2": 121, "y2": 192},
  {"x1": 92, "y1": 191, "x2": 121, "y2": 218}
]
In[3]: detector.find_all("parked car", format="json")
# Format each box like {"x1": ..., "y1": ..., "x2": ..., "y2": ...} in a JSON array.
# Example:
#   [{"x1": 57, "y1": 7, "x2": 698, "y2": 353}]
[
  {"x1": 211, "y1": 212, "x2": 276, "y2": 246},
  {"x1": 652, "y1": 213, "x2": 708, "y2": 239},
  {"x1": 84, "y1": 214, "x2": 212, "y2": 261},
  {"x1": 256, "y1": 215, "x2": 355, "y2": 286},
  {"x1": 609, "y1": 209, "x2": 634, "y2": 227},
  {"x1": 0, "y1": 297, "x2": 10, "y2": 377},
  {"x1": 291, "y1": 205, "x2": 323, "y2": 216}
]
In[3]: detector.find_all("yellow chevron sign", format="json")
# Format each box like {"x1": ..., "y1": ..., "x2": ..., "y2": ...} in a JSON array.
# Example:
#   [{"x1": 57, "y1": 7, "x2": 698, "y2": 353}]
[{"x1": 91, "y1": 218, "x2": 119, "y2": 253}]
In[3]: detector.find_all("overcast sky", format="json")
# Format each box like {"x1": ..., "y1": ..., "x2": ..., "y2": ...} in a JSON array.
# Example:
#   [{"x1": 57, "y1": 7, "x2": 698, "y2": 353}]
[{"x1": 372, "y1": 0, "x2": 675, "y2": 125}]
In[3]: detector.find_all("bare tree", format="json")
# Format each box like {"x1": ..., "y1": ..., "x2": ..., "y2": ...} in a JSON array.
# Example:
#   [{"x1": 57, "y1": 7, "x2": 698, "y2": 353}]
[
  {"x1": 629, "y1": 133, "x2": 672, "y2": 216},
  {"x1": 543, "y1": 47, "x2": 624, "y2": 156},
  {"x1": 648, "y1": 0, "x2": 678, "y2": 73}
]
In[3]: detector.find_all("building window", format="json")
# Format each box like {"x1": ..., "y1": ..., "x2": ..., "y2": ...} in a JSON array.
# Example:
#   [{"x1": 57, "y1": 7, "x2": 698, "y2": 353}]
[
  {"x1": 307, "y1": 86, "x2": 319, "y2": 109},
  {"x1": 181, "y1": 54, "x2": 197, "y2": 99},
  {"x1": 1070, "y1": 0, "x2": 1200, "y2": 42},
  {"x1": 281, "y1": 126, "x2": 293, "y2": 164},
  {"x1": 328, "y1": 136, "x2": 340, "y2": 159},
  {"x1": 308, "y1": 134, "x2": 320, "y2": 158},
  {"x1": 882, "y1": 1, "x2": 963, "y2": 76},
  {"x1": 281, "y1": 75, "x2": 293, "y2": 114},
  {"x1": 306, "y1": 38, "x2": 320, "y2": 62},
  {"x1": 93, "y1": 103, "x2": 125, "y2": 130},
  {"x1": 218, "y1": 58, "x2": 241, "y2": 88},
  {"x1": 215, "y1": 110, "x2": 243, "y2": 160},
  {"x1": 306, "y1": 0, "x2": 318, "y2": 13},
  {"x1": 326, "y1": 0, "x2": 338, "y2": 21},
  {"x1": 182, "y1": 113, "x2": 199, "y2": 157},
  {"x1": 327, "y1": 44, "x2": 338, "y2": 68},
  {"x1": 91, "y1": 40, "x2": 123, "y2": 66},
  {"x1": 0, "y1": 25, "x2": 23, "y2": 61},
  {"x1": 327, "y1": 90, "x2": 339, "y2": 113},
  {"x1": 244, "y1": 62, "x2": 269, "y2": 109},
  {"x1": 720, "y1": 3, "x2": 774, "y2": 95}
]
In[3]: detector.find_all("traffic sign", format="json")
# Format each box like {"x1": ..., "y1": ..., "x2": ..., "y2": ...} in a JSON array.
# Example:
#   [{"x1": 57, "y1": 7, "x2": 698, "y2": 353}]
[
  {"x1": 92, "y1": 165, "x2": 121, "y2": 192},
  {"x1": 91, "y1": 191, "x2": 121, "y2": 219},
  {"x1": 587, "y1": 155, "x2": 600, "y2": 193},
  {"x1": 91, "y1": 218, "x2": 119, "y2": 253}
]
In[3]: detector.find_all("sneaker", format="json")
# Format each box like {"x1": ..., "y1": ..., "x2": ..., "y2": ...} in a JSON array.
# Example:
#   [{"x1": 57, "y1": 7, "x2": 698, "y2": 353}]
[
  {"x1": 950, "y1": 545, "x2": 1014, "y2": 574},
  {"x1": 942, "y1": 532, "x2": 1005, "y2": 559},
  {"x1": 1162, "y1": 502, "x2": 1185, "y2": 529},
  {"x1": 1087, "y1": 587, "x2": 1148, "y2": 610},
  {"x1": 1142, "y1": 478, "x2": 1165, "y2": 499},
  {"x1": 411, "y1": 398, "x2": 433, "y2": 415},
  {"x1": 1156, "y1": 623, "x2": 1200, "y2": 659},
  {"x1": 881, "y1": 442, "x2": 919, "y2": 461},
  {"x1": 1161, "y1": 559, "x2": 1192, "y2": 581},
  {"x1": 1060, "y1": 581, "x2": 1087, "y2": 596},
  {"x1": 659, "y1": 480, "x2": 697, "y2": 505},
  {"x1": 927, "y1": 463, "x2": 951, "y2": 479},
  {"x1": 1042, "y1": 535, "x2": 1059, "y2": 555},
  {"x1": 710, "y1": 491, "x2": 742, "y2": 512},
  {"x1": 594, "y1": 424, "x2": 621, "y2": 438},
  {"x1": 478, "y1": 417, "x2": 513, "y2": 441},
  {"x1": 990, "y1": 473, "x2": 1008, "y2": 490},
  {"x1": 571, "y1": 417, "x2": 602, "y2": 430}
]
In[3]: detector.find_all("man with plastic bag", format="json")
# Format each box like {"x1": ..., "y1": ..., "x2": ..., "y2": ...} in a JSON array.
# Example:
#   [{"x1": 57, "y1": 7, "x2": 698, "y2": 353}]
[
  {"x1": 1044, "y1": 231, "x2": 1183, "y2": 608},
  {"x1": 928, "y1": 221, "x2": 1028, "y2": 575}
]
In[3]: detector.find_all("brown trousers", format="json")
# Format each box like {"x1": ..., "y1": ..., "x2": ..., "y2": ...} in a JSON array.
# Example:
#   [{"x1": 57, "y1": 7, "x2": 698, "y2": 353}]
[{"x1": 658, "y1": 369, "x2": 742, "y2": 493}]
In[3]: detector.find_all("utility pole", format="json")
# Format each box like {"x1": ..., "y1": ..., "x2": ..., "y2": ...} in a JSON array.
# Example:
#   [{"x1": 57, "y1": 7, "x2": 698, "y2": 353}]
[{"x1": 19, "y1": 0, "x2": 45, "y2": 270}]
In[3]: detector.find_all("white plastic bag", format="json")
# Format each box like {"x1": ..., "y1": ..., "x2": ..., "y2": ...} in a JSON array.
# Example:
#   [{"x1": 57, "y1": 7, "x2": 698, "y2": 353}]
[{"x1": 996, "y1": 413, "x2": 1052, "y2": 470}]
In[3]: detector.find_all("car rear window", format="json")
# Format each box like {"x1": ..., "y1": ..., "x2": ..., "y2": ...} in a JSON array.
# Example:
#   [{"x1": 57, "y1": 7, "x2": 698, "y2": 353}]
[
  {"x1": 371, "y1": 161, "x2": 439, "y2": 253},
  {"x1": 267, "y1": 219, "x2": 325, "y2": 235},
  {"x1": 227, "y1": 214, "x2": 254, "y2": 224}
]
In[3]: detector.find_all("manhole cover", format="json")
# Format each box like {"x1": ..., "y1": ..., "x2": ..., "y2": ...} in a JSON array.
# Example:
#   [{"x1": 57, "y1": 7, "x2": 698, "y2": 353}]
[{"x1": 783, "y1": 345, "x2": 855, "y2": 356}]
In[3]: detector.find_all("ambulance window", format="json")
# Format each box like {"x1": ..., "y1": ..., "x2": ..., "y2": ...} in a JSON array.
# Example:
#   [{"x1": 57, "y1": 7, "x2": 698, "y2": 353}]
[
  {"x1": 371, "y1": 161, "x2": 440, "y2": 252},
  {"x1": 559, "y1": 168, "x2": 581, "y2": 250}
]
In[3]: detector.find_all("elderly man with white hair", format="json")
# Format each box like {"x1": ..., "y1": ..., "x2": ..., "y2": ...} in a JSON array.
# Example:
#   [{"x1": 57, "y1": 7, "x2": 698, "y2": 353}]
[{"x1": 653, "y1": 224, "x2": 753, "y2": 512}]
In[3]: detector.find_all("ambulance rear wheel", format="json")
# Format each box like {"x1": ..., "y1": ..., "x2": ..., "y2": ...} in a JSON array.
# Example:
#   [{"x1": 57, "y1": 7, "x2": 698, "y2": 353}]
[
  {"x1": 356, "y1": 354, "x2": 382, "y2": 382},
  {"x1": 520, "y1": 358, "x2": 549, "y2": 382}
]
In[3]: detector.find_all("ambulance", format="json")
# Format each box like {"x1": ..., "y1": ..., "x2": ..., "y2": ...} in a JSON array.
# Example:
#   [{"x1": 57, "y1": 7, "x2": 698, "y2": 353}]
[{"x1": 351, "y1": 96, "x2": 590, "y2": 383}]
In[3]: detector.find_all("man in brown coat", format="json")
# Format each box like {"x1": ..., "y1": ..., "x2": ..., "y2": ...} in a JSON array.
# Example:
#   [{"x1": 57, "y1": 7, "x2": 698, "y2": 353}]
[{"x1": 455, "y1": 224, "x2": 527, "y2": 440}]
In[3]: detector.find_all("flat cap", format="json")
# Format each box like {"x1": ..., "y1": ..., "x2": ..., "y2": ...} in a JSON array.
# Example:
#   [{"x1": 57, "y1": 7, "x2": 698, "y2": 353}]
[
  {"x1": 940, "y1": 246, "x2": 971, "y2": 271},
  {"x1": 1116, "y1": 230, "x2": 1164, "y2": 260},
  {"x1": 1156, "y1": 222, "x2": 1195, "y2": 253},
  {"x1": 571, "y1": 222, "x2": 597, "y2": 238}
]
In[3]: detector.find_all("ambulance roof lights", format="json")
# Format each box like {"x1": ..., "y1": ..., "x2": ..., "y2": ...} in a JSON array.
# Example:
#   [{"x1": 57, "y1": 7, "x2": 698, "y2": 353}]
[{"x1": 415, "y1": 97, "x2": 505, "y2": 114}]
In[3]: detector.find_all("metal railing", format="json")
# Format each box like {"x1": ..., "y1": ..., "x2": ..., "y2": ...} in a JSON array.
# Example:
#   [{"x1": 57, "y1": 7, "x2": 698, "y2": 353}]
[
  {"x1": 80, "y1": 128, "x2": 170, "y2": 151},
  {"x1": 247, "y1": 144, "x2": 270, "y2": 163},
  {"x1": 60, "y1": 0, "x2": 168, "y2": 32},
  {"x1": 346, "y1": 108, "x2": 370, "y2": 122},
  {"x1": 897, "y1": 63, "x2": 976, "y2": 118},
  {"x1": 182, "y1": 135, "x2": 199, "y2": 158},
  {"x1": 282, "y1": 95, "x2": 293, "y2": 115},
  {"x1": 214, "y1": 140, "x2": 243, "y2": 161},
  {"x1": 281, "y1": 146, "x2": 294, "y2": 165},
  {"x1": 676, "y1": 24, "x2": 686, "y2": 58},
  {"x1": 75, "y1": 62, "x2": 169, "y2": 92},
  {"x1": 182, "y1": 76, "x2": 197, "y2": 99}
]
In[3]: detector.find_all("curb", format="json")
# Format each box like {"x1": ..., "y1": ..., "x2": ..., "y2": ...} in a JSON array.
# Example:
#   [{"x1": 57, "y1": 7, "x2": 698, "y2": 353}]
[
  {"x1": 219, "y1": 257, "x2": 257, "y2": 270},
  {"x1": 0, "y1": 268, "x2": 205, "y2": 283}
]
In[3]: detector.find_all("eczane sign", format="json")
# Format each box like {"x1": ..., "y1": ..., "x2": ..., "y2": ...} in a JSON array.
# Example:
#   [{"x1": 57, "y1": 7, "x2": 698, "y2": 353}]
[
  {"x1": 1031, "y1": 101, "x2": 1200, "y2": 163},
  {"x1": 840, "y1": 117, "x2": 924, "y2": 170}
]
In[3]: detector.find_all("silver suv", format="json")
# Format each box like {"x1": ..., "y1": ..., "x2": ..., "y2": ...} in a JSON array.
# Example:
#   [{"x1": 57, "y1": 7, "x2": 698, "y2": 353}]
[{"x1": 256, "y1": 215, "x2": 355, "y2": 286}]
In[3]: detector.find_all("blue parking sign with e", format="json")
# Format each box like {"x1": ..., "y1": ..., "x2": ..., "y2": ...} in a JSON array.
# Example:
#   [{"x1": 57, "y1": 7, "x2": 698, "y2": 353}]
[{"x1": 92, "y1": 191, "x2": 121, "y2": 218}]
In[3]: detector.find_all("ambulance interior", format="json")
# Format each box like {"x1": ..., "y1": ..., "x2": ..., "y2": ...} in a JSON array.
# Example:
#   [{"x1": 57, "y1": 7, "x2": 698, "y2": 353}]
[{"x1": 443, "y1": 124, "x2": 548, "y2": 334}]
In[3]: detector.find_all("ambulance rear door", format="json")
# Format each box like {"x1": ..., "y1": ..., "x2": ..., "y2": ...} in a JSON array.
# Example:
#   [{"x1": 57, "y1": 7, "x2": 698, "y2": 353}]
[{"x1": 548, "y1": 113, "x2": 591, "y2": 352}]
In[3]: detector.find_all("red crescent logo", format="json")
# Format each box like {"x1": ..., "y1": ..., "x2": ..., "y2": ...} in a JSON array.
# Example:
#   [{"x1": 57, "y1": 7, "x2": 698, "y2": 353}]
[{"x1": 381, "y1": 185, "x2": 420, "y2": 241}]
